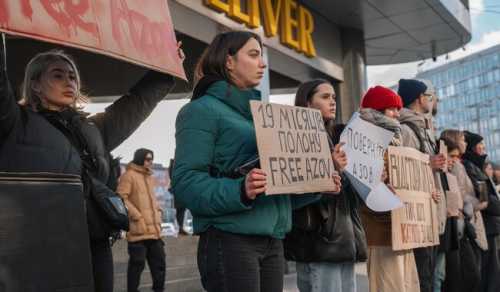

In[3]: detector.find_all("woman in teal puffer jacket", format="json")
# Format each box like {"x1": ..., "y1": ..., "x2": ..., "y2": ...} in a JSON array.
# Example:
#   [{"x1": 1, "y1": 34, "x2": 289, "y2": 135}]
[{"x1": 171, "y1": 31, "x2": 341, "y2": 292}]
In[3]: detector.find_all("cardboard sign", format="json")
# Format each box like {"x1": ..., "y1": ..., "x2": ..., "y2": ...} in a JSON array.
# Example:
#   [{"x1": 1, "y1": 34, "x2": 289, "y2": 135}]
[
  {"x1": 445, "y1": 173, "x2": 463, "y2": 217},
  {"x1": 0, "y1": 0, "x2": 186, "y2": 79},
  {"x1": 387, "y1": 146, "x2": 440, "y2": 250},
  {"x1": 339, "y1": 113, "x2": 401, "y2": 212},
  {"x1": 250, "y1": 101, "x2": 335, "y2": 195}
]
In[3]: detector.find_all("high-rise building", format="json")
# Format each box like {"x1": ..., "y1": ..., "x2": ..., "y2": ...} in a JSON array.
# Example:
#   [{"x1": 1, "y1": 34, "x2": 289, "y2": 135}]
[{"x1": 417, "y1": 44, "x2": 500, "y2": 162}]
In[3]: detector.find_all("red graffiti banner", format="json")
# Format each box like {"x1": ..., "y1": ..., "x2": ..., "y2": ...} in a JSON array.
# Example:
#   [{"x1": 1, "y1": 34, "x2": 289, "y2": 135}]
[{"x1": 0, "y1": 0, "x2": 186, "y2": 79}]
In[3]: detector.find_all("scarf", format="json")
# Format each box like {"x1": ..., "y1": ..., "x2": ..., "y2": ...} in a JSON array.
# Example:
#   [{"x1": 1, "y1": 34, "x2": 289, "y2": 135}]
[{"x1": 359, "y1": 108, "x2": 402, "y2": 146}]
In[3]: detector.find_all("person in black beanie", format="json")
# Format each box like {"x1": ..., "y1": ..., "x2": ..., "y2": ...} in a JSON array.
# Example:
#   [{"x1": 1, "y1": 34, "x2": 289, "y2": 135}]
[
  {"x1": 462, "y1": 131, "x2": 500, "y2": 292},
  {"x1": 397, "y1": 78, "x2": 446, "y2": 292}
]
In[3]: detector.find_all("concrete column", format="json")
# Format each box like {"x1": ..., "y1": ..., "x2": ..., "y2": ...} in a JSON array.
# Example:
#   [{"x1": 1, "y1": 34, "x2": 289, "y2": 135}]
[{"x1": 338, "y1": 28, "x2": 367, "y2": 123}]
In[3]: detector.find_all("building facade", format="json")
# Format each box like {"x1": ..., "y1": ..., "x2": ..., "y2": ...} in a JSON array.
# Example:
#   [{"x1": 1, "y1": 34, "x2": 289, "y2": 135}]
[
  {"x1": 5, "y1": 0, "x2": 472, "y2": 122},
  {"x1": 417, "y1": 44, "x2": 500, "y2": 162}
]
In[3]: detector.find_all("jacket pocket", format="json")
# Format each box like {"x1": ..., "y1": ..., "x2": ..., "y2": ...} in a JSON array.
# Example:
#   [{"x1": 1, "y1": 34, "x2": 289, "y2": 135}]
[{"x1": 129, "y1": 217, "x2": 147, "y2": 235}]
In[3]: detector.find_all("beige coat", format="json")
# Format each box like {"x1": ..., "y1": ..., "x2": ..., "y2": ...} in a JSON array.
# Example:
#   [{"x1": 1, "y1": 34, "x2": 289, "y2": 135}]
[
  {"x1": 117, "y1": 163, "x2": 162, "y2": 242},
  {"x1": 451, "y1": 161, "x2": 488, "y2": 250}
]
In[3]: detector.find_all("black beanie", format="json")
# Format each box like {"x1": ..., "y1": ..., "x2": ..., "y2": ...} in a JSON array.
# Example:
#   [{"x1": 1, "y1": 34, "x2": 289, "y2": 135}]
[
  {"x1": 464, "y1": 131, "x2": 483, "y2": 152},
  {"x1": 398, "y1": 79, "x2": 427, "y2": 107},
  {"x1": 132, "y1": 148, "x2": 154, "y2": 166}
]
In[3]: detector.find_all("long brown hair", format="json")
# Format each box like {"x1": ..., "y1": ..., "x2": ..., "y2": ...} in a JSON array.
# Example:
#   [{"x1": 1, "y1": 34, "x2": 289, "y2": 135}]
[
  {"x1": 440, "y1": 129, "x2": 465, "y2": 154},
  {"x1": 294, "y1": 79, "x2": 336, "y2": 138}
]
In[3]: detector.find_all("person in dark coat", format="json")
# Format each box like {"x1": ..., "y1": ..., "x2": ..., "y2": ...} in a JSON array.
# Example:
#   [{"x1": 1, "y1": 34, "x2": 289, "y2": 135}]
[
  {"x1": 0, "y1": 35, "x2": 183, "y2": 291},
  {"x1": 397, "y1": 79, "x2": 445, "y2": 292},
  {"x1": 462, "y1": 131, "x2": 500, "y2": 292},
  {"x1": 283, "y1": 79, "x2": 366, "y2": 292}
]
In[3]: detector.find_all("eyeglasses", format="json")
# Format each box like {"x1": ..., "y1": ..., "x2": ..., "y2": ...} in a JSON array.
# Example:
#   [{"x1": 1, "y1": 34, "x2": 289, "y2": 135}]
[
  {"x1": 423, "y1": 93, "x2": 434, "y2": 101},
  {"x1": 145, "y1": 157, "x2": 153, "y2": 162}
]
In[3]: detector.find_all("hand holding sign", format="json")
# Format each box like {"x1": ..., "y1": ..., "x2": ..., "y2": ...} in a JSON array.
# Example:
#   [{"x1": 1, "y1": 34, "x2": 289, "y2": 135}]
[
  {"x1": 430, "y1": 154, "x2": 446, "y2": 171},
  {"x1": 431, "y1": 190, "x2": 441, "y2": 203},
  {"x1": 244, "y1": 168, "x2": 267, "y2": 200},
  {"x1": 177, "y1": 41, "x2": 186, "y2": 63},
  {"x1": 329, "y1": 171, "x2": 343, "y2": 194},
  {"x1": 332, "y1": 142, "x2": 347, "y2": 172}
]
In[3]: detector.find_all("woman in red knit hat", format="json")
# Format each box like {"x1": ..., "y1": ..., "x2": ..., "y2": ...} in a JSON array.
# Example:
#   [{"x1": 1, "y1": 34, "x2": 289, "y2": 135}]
[{"x1": 359, "y1": 86, "x2": 421, "y2": 292}]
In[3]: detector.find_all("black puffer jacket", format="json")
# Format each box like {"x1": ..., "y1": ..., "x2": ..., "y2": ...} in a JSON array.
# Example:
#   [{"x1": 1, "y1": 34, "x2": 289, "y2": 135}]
[
  {"x1": 462, "y1": 151, "x2": 500, "y2": 236},
  {"x1": 0, "y1": 73, "x2": 174, "y2": 177},
  {"x1": 284, "y1": 175, "x2": 367, "y2": 263},
  {"x1": 0, "y1": 46, "x2": 175, "y2": 238}
]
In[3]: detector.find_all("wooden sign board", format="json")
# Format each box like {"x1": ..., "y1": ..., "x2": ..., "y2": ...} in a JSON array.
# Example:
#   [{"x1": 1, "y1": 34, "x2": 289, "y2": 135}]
[
  {"x1": 0, "y1": 0, "x2": 186, "y2": 79},
  {"x1": 250, "y1": 101, "x2": 335, "y2": 195},
  {"x1": 387, "y1": 146, "x2": 440, "y2": 250}
]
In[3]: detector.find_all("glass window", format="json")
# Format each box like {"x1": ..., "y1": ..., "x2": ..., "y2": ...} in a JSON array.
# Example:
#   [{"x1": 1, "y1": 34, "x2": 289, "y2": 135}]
[{"x1": 487, "y1": 71, "x2": 494, "y2": 84}]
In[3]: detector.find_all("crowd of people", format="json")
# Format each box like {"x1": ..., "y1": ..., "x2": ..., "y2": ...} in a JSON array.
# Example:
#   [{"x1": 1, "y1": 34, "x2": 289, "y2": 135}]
[{"x1": 2, "y1": 29, "x2": 500, "y2": 292}]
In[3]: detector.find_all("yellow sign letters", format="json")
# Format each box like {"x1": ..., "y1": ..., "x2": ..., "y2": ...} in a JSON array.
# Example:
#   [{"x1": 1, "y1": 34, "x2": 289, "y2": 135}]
[{"x1": 204, "y1": 0, "x2": 316, "y2": 57}]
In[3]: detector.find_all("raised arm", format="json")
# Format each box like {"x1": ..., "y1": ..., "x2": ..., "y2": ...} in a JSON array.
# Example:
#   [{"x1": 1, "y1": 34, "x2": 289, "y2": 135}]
[
  {"x1": 89, "y1": 71, "x2": 175, "y2": 152},
  {"x1": 0, "y1": 34, "x2": 19, "y2": 143}
]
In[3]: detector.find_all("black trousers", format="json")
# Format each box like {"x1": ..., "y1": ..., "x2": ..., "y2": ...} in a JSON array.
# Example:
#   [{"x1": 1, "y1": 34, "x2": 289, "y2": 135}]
[
  {"x1": 90, "y1": 239, "x2": 114, "y2": 292},
  {"x1": 444, "y1": 237, "x2": 482, "y2": 292},
  {"x1": 176, "y1": 207, "x2": 186, "y2": 232},
  {"x1": 413, "y1": 246, "x2": 436, "y2": 292},
  {"x1": 197, "y1": 228, "x2": 284, "y2": 292},
  {"x1": 480, "y1": 235, "x2": 500, "y2": 292},
  {"x1": 127, "y1": 239, "x2": 166, "y2": 292}
]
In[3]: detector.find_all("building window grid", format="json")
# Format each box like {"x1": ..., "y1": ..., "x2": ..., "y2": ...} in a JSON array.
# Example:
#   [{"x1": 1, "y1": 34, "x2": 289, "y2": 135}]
[{"x1": 420, "y1": 49, "x2": 500, "y2": 162}]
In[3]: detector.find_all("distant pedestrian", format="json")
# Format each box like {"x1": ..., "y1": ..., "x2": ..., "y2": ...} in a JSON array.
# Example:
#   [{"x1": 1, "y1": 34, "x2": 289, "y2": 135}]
[{"x1": 118, "y1": 149, "x2": 166, "y2": 292}]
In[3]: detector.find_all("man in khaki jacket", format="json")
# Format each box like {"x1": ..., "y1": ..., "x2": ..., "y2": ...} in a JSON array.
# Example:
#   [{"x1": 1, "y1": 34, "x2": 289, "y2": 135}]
[
  {"x1": 397, "y1": 79, "x2": 446, "y2": 292},
  {"x1": 117, "y1": 148, "x2": 165, "y2": 292}
]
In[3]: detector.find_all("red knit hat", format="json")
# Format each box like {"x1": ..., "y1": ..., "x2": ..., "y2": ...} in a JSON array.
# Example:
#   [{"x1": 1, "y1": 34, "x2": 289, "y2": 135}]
[{"x1": 361, "y1": 86, "x2": 403, "y2": 111}]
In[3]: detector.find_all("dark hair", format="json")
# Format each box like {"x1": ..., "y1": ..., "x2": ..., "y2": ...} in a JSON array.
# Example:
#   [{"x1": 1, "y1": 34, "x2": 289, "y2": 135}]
[
  {"x1": 133, "y1": 148, "x2": 154, "y2": 166},
  {"x1": 440, "y1": 137, "x2": 460, "y2": 153},
  {"x1": 294, "y1": 79, "x2": 335, "y2": 138},
  {"x1": 194, "y1": 30, "x2": 263, "y2": 84},
  {"x1": 331, "y1": 124, "x2": 346, "y2": 146},
  {"x1": 294, "y1": 79, "x2": 331, "y2": 107}
]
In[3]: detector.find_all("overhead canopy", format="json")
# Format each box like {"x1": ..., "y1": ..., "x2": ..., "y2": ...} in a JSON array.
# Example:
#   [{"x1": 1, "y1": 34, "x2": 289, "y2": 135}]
[{"x1": 303, "y1": 0, "x2": 471, "y2": 65}]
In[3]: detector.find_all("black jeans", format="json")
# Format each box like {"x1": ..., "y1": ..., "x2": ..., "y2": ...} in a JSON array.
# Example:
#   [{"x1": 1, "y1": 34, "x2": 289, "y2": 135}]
[
  {"x1": 176, "y1": 207, "x2": 186, "y2": 232},
  {"x1": 480, "y1": 235, "x2": 500, "y2": 292},
  {"x1": 90, "y1": 239, "x2": 114, "y2": 292},
  {"x1": 413, "y1": 246, "x2": 436, "y2": 292},
  {"x1": 197, "y1": 228, "x2": 284, "y2": 292},
  {"x1": 127, "y1": 239, "x2": 166, "y2": 292}
]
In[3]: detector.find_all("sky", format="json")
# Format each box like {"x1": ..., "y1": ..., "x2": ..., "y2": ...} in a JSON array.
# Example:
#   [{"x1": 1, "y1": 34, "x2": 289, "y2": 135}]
[
  {"x1": 85, "y1": 0, "x2": 500, "y2": 166},
  {"x1": 367, "y1": 0, "x2": 500, "y2": 87}
]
